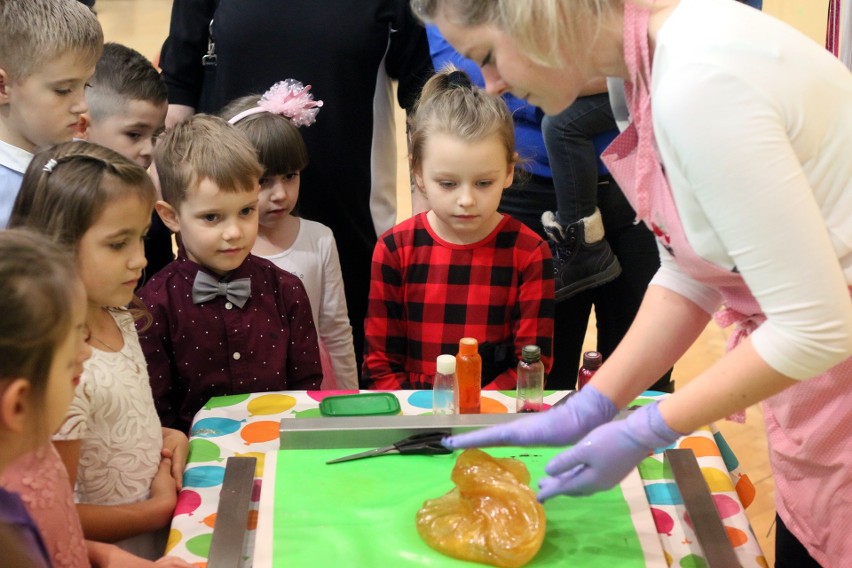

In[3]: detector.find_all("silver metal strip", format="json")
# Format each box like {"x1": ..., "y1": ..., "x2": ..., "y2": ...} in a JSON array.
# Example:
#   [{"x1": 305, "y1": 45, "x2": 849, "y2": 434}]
[
  {"x1": 279, "y1": 414, "x2": 521, "y2": 449},
  {"x1": 664, "y1": 449, "x2": 741, "y2": 567},
  {"x1": 207, "y1": 456, "x2": 257, "y2": 568}
]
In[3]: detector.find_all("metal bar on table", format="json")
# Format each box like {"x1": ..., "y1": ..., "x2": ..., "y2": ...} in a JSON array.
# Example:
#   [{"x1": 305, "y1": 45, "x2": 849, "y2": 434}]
[
  {"x1": 664, "y1": 449, "x2": 741, "y2": 568},
  {"x1": 279, "y1": 414, "x2": 522, "y2": 449},
  {"x1": 206, "y1": 456, "x2": 257, "y2": 568}
]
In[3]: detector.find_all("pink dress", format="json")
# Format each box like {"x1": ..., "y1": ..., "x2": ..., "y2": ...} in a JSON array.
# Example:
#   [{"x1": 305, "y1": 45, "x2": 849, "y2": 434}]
[
  {"x1": 0, "y1": 444, "x2": 89, "y2": 568},
  {"x1": 601, "y1": 4, "x2": 852, "y2": 565}
]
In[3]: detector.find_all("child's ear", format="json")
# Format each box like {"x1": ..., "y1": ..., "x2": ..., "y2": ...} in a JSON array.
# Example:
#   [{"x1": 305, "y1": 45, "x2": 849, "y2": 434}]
[
  {"x1": 0, "y1": 68, "x2": 11, "y2": 104},
  {"x1": 155, "y1": 201, "x2": 181, "y2": 233},
  {"x1": 0, "y1": 378, "x2": 30, "y2": 434},
  {"x1": 504, "y1": 161, "x2": 515, "y2": 189},
  {"x1": 410, "y1": 159, "x2": 425, "y2": 193},
  {"x1": 75, "y1": 113, "x2": 91, "y2": 140}
]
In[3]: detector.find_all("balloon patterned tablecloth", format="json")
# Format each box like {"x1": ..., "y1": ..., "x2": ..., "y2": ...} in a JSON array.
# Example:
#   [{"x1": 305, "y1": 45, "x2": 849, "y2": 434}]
[{"x1": 166, "y1": 390, "x2": 767, "y2": 567}]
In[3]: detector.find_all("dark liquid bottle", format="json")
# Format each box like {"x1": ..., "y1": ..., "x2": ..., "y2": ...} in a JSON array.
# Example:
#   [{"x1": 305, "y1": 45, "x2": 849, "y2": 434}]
[{"x1": 577, "y1": 351, "x2": 602, "y2": 390}]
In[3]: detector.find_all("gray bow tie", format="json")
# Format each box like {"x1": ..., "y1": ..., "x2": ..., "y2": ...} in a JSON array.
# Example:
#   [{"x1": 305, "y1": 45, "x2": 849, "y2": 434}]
[{"x1": 191, "y1": 271, "x2": 251, "y2": 308}]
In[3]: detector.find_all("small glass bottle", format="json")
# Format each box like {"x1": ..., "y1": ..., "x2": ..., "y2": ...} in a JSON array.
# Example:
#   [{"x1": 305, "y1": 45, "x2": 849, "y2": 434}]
[
  {"x1": 432, "y1": 354, "x2": 457, "y2": 415},
  {"x1": 516, "y1": 345, "x2": 544, "y2": 413},
  {"x1": 577, "y1": 351, "x2": 602, "y2": 390},
  {"x1": 456, "y1": 337, "x2": 482, "y2": 414}
]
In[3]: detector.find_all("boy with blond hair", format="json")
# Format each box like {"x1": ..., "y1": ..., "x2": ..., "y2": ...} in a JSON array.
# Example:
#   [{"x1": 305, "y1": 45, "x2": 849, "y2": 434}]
[
  {"x1": 139, "y1": 114, "x2": 322, "y2": 432},
  {"x1": 0, "y1": 0, "x2": 102, "y2": 227},
  {"x1": 80, "y1": 41, "x2": 174, "y2": 279}
]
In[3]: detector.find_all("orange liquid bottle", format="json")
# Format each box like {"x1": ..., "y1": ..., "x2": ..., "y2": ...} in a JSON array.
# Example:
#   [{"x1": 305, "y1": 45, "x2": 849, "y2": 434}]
[{"x1": 456, "y1": 337, "x2": 482, "y2": 414}]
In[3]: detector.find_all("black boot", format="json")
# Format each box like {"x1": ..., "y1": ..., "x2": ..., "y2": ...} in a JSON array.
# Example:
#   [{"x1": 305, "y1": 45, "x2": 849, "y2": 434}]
[{"x1": 542, "y1": 209, "x2": 621, "y2": 301}]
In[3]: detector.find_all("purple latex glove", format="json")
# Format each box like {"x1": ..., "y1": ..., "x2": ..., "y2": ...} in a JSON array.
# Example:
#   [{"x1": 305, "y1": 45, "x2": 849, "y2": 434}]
[
  {"x1": 537, "y1": 401, "x2": 683, "y2": 501},
  {"x1": 442, "y1": 385, "x2": 618, "y2": 450}
]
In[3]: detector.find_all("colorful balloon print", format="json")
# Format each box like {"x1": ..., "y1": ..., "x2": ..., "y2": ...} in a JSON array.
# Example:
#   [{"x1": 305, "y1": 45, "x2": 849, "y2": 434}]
[
  {"x1": 637, "y1": 457, "x2": 668, "y2": 480},
  {"x1": 406, "y1": 390, "x2": 432, "y2": 409},
  {"x1": 480, "y1": 396, "x2": 508, "y2": 414},
  {"x1": 201, "y1": 512, "x2": 216, "y2": 529},
  {"x1": 651, "y1": 507, "x2": 674, "y2": 536},
  {"x1": 644, "y1": 482, "x2": 683, "y2": 505},
  {"x1": 735, "y1": 474, "x2": 756, "y2": 508},
  {"x1": 294, "y1": 407, "x2": 323, "y2": 418},
  {"x1": 712, "y1": 431, "x2": 740, "y2": 470},
  {"x1": 191, "y1": 417, "x2": 244, "y2": 438},
  {"x1": 252, "y1": 478, "x2": 262, "y2": 502},
  {"x1": 725, "y1": 526, "x2": 749, "y2": 547},
  {"x1": 174, "y1": 490, "x2": 202, "y2": 516},
  {"x1": 678, "y1": 436, "x2": 721, "y2": 458},
  {"x1": 185, "y1": 533, "x2": 213, "y2": 558},
  {"x1": 700, "y1": 467, "x2": 735, "y2": 493},
  {"x1": 712, "y1": 494, "x2": 741, "y2": 520},
  {"x1": 240, "y1": 420, "x2": 280, "y2": 445},
  {"x1": 678, "y1": 553, "x2": 708, "y2": 568},
  {"x1": 165, "y1": 528, "x2": 182, "y2": 553},
  {"x1": 307, "y1": 389, "x2": 360, "y2": 402},
  {"x1": 204, "y1": 393, "x2": 250, "y2": 410},
  {"x1": 183, "y1": 466, "x2": 226, "y2": 488},
  {"x1": 187, "y1": 438, "x2": 223, "y2": 464},
  {"x1": 247, "y1": 393, "x2": 296, "y2": 416},
  {"x1": 235, "y1": 451, "x2": 265, "y2": 477}
]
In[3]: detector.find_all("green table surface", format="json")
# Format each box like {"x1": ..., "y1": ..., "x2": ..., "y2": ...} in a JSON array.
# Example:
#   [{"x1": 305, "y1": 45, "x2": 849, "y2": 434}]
[{"x1": 266, "y1": 447, "x2": 655, "y2": 567}]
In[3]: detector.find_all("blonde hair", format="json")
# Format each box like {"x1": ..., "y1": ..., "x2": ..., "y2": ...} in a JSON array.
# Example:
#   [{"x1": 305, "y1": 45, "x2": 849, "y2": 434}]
[
  {"x1": 0, "y1": 229, "x2": 77, "y2": 401},
  {"x1": 408, "y1": 66, "x2": 515, "y2": 174},
  {"x1": 0, "y1": 0, "x2": 103, "y2": 81},
  {"x1": 154, "y1": 114, "x2": 264, "y2": 207},
  {"x1": 410, "y1": 0, "x2": 620, "y2": 68}
]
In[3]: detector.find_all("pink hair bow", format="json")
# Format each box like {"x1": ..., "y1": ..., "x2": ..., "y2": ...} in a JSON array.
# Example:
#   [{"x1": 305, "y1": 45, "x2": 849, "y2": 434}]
[{"x1": 228, "y1": 79, "x2": 323, "y2": 126}]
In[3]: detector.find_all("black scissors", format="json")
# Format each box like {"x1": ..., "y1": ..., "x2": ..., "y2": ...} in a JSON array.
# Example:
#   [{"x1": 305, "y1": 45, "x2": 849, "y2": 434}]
[{"x1": 326, "y1": 431, "x2": 452, "y2": 465}]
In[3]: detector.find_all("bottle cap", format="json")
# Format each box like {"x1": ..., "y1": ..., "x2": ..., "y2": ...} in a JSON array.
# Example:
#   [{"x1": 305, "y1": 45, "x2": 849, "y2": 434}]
[
  {"x1": 458, "y1": 337, "x2": 479, "y2": 355},
  {"x1": 436, "y1": 354, "x2": 456, "y2": 374},
  {"x1": 582, "y1": 351, "x2": 602, "y2": 370},
  {"x1": 521, "y1": 345, "x2": 541, "y2": 362}
]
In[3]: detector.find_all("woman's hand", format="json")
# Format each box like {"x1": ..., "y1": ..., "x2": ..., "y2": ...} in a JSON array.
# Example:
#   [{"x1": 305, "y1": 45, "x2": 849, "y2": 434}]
[
  {"x1": 442, "y1": 385, "x2": 619, "y2": 449},
  {"x1": 161, "y1": 427, "x2": 189, "y2": 490},
  {"x1": 537, "y1": 402, "x2": 682, "y2": 501}
]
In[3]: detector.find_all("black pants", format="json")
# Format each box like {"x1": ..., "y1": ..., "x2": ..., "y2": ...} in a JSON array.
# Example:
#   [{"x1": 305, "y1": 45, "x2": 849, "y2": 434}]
[
  {"x1": 500, "y1": 173, "x2": 673, "y2": 391},
  {"x1": 775, "y1": 514, "x2": 822, "y2": 568}
]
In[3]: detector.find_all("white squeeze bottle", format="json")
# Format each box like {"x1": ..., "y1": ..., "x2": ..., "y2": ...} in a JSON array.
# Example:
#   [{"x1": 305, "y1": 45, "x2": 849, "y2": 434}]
[{"x1": 432, "y1": 354, "x2": 458, "y2": 415}]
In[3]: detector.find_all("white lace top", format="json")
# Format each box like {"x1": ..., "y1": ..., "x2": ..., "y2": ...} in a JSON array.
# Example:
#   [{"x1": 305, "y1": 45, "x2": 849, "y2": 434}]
[{"x1": 53, "y1": 309, "x2": 162, "y2": 506}]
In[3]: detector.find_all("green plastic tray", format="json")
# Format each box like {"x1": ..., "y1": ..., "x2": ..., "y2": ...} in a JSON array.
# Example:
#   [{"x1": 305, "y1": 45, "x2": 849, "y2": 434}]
[{"x1": 318, "y1": 393, "x2": 401, "y2": 417}]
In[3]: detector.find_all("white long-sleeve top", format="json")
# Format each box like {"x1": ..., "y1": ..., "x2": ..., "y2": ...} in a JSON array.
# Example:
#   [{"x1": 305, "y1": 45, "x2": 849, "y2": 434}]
[
  {"x1": 258, "y1": 219, "x2": 358, "y2": 388},
  {"x1": 648, "y1": 0, "x2": 852, "y2": 380}
]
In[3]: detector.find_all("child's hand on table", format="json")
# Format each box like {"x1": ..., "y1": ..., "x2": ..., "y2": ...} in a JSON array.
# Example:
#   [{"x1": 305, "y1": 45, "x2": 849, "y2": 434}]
[{"x1": 161, "y1": 427, "x2": 189, "y2": 490}]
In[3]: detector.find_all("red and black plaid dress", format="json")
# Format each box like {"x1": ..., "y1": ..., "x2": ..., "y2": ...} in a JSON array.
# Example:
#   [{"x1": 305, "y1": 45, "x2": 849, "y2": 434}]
[{"x1": 363, "y1": 213, "x2": 554, "y2": 390}]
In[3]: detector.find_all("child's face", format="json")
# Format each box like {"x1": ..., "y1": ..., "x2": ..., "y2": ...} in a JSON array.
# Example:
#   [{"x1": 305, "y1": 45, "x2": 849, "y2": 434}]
[
  {"x1": 84, "y1": 99, "x2": 167, "y2": 169},
  {"x1": 164, "y1": 178, "x2": 260, "y2": 275},
  {"x1": 258, "y1": 173, "x2": 300, "y2": 229},
  {"x1": 77, "y1": 188, "x2": 151, "y2": 310},
  {"x1": 414, "y1": 132, "x2": 513, "y2": 244},
  {"x1": 0, "y1": 52, "x2": 94, "y2": 152},
  {"x1": 44, "y1": 279, "x2": 90, "y2": 436}
]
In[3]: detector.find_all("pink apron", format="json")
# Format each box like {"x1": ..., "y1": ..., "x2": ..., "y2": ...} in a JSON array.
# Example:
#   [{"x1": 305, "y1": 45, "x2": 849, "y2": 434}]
[{"x1": 601, "y1": 4, "x2": 852, "y2": 565}]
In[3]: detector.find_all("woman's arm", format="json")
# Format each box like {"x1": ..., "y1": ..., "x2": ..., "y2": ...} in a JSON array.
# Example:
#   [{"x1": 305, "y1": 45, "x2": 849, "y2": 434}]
[{"x1": 591, "y1": 284, "x2": 712, "y2": 408}]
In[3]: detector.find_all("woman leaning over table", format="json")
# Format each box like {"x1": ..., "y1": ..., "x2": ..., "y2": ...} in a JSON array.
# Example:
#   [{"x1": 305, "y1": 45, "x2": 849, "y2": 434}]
[{"x1": 412, "y1": 1, "x2": 852, "y2": 566}]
